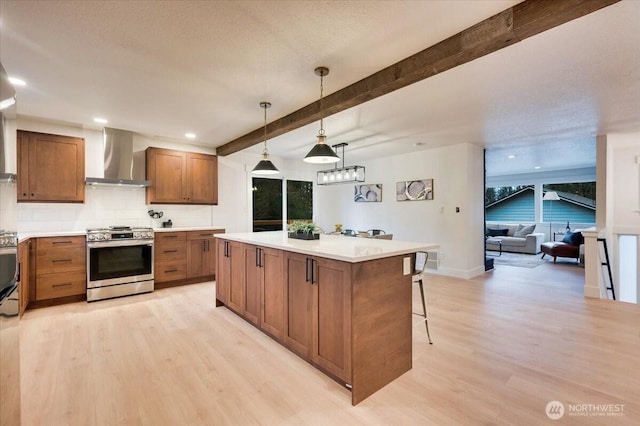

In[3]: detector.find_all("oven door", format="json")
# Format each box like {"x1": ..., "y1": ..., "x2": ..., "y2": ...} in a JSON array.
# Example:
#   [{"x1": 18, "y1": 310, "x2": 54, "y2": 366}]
[{"x1": 87, "y1": 240, "x2": 154, "y2": 288}]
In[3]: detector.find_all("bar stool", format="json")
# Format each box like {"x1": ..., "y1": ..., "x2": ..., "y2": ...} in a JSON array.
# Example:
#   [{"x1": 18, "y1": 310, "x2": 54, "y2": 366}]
[{"x1": 413, "y1": 251, "x2": 433, "y2": 344}]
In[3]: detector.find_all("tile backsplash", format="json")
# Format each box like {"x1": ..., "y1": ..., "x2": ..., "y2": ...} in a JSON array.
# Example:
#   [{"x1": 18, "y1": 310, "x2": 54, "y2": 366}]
[{"x1": 17, "y1": 186, "x2": 216, "y2": 233}]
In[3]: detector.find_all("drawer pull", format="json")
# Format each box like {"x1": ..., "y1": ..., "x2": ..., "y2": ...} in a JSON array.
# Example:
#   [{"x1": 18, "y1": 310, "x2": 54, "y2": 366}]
[
  {"x1": 165, "y1": 268, "x2": 178, "y2": 273},
  {"x1": 52, "y1": 241, "x2": 73, "y2": 245},
  {"x1": 52, "y1": 282, "x2": 72, "y2": 288},
  {"x1": 52, "y1": 259, "x2": 72, "y2": 263},
  {"x1": 164, "y1": 250, "x2": 178, "y2": 253},
  {"x1": 164, "y1": 235, "x2": 178, "y2": 239}
]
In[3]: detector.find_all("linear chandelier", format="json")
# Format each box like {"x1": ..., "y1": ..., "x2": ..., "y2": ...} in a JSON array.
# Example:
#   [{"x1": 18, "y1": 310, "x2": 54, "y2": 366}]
[{"x1": 317, "y1": 143, "x2": 365, "y2": 185}]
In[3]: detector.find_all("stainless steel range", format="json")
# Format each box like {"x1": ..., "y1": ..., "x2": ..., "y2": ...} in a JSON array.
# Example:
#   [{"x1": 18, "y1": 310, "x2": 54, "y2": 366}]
[{"x1": 86, "y1": 226, "x2": 154, "y2": 302}]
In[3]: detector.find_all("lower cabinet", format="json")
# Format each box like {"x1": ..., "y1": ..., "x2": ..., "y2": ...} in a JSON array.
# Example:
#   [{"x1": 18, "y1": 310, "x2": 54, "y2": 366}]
[
  {"x1": 187, "y1": 230, "x2": 223, "y2": 279},
  {"x1": 283, "y1": 251, "x2": 352, "y2": 382},
  {"x1": 216, "y1": 239, "x2": 412, "y2": 405},
  {"x1": 215, "y1": 241, "x2": 351, "y2": 383},
  {"x1": 34, "y1": 236, "x2": 86, "y2": 301},
  {"x1": 18, "y1": 240, "x2": 31, "y2": 315},
  {"x1": 216, "y1": 239, "x2": 244, "y2": 313},
  {"x1": 155, "y1": 229, "x2": 224, "y2": 285},
  {"x1": 154, "y1": 232, "x2": 188, "y2": 282},
  {"x1": 242, "y1": 245, "x2": 284, "y2": 337}
]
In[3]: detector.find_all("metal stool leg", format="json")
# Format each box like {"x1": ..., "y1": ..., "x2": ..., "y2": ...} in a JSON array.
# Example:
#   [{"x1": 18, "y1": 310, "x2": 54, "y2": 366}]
[{"x1": 418, "y1": 278, "x2": 432, "y2": 344}]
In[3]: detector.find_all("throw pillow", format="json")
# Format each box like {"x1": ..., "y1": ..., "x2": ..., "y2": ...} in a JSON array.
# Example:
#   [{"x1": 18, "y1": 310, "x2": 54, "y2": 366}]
[
  {"x1": 486, "y1": 228, "x2": 509, "y2": 237},
  {"x1": 514, "y1": 224, "x2": 536, "y2": 237},
  {"x1": 562, "y1": 231, "x2": 575, "y2": 245},
  {"x1": 570, "y1": 231, "x2": 584, "y2": 246}
]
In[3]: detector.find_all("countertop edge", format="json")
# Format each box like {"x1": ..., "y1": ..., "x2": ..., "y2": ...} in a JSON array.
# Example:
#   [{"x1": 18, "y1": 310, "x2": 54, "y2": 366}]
[{"x1": 215, "y1": 232, "x2": 439, "y2": 263}]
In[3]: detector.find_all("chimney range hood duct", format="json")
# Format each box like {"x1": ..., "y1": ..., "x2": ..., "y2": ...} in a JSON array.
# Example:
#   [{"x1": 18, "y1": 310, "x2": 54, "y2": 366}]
[{"x1": 85, "y1": 127, "x2": 151, "y2": 187}]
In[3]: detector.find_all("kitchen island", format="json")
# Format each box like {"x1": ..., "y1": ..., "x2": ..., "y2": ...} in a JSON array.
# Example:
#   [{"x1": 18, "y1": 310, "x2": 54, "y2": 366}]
[{"x1": 215, "y1": 231, "x2": 438, "y2": 405}]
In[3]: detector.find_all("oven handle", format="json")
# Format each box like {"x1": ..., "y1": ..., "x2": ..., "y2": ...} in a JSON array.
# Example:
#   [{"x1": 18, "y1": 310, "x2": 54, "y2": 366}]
[{"x1": 87, "y1": 240, "x2": 154, "y2": 248}]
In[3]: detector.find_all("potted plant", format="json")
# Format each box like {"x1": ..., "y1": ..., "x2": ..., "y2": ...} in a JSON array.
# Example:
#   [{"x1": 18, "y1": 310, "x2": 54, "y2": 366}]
[{"x1": 288, "y1": 220, "x2": 320, "y2": 240}]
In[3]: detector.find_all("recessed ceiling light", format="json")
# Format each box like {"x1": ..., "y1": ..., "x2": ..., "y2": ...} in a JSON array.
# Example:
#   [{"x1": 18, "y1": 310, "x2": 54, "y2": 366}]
[
  {"x1": 534, "y1": 166, "x2": 541, "y2": 169},
  {"x1": 185, "y1": 133, "x2": 196, "y2": 139},
  {"x1": 93, "y1": 117, "x2": 108, "y2": 124},
  {"x1": 8, "y1": 77, "x2": 26, "y2": 86},
  {"x1": 508, "y1": 154, "x2": 516, "y2": 159}
]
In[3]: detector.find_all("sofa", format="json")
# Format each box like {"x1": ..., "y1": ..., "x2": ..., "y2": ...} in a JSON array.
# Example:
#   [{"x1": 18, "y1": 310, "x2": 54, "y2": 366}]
[{"x1": 485, "y1": 223, "x2": 545, "y2": 255}]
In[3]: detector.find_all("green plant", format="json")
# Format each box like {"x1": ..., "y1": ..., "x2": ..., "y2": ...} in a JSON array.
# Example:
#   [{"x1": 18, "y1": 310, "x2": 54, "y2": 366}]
[{"x1": 288, "y1": 220, "x2": 316, "y2": 234}]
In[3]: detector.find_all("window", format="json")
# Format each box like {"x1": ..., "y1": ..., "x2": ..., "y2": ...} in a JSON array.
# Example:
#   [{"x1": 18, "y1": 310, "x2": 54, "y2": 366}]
[
  {"x1": 252, "y1": 178, "x2": 283, "y2": 232},
  {"x1": 542, "y1": 182, "x2": 595, "y2": 225},
  {"x1": 286, "y1": 180, "x2": 313, "y2": 223},
  {"x1": 485, "y1": 186, "x2": 534, "y2": 222},
  {"x1": 252, "y1": 178, "x2": 314, "y2": 232}
]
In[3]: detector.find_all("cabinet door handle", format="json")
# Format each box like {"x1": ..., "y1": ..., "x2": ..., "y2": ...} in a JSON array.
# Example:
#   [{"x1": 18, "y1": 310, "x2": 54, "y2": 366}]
[
  {"x1": 305, "y1": 257, "x2": 310, "y2": 283},
  {"x1": 311, "y1": 259, "x2": 316, "y2": 284},
  {"x1": 259, "y1": 248, "x2": 263, "y2": 268},
  {"x1": 207, "y1": 240, "x2": 210, "y2": 251},
  {"x1": 165, "y1": 268, "x2": 178, "y2": 273},
  {"x1": 255, "y1": 247, "x2": 260, "y2": 267},
  {"x1": 52, "y1": 259, "x2": 72, "y2": 263},
  {"x1": 164, "y1": 250, "x2": 178, "y2": 253},
  {"x1": 164, "y1": 235, "x2": 178, "y2": 239},
  {"x1": 52, "y1": 282, "x2": 72, "y2": 288},
  {"x1": 225, "y1": 241, "x2": 229, "y2": 257},
  {"x1": 52, "y1": 241, "x2": 73, "y2": 245},
  {"x1": 17, "y1": 262, "x2": 21, "y2": 283}
]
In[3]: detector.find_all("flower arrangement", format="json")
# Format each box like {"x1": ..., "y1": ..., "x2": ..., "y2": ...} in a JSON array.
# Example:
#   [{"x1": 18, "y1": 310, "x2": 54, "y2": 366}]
[{"x1": 335, "y1": 223, "x2": 343, "y2": 232}]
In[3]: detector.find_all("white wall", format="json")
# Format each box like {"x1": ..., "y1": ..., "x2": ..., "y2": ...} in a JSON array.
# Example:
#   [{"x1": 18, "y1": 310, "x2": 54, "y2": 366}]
[
  {"x1": 14, "y1": 118, "x2": 248, "y2": 233},
  {"x1": 315, "y1": 143, "x2": 486, "y2": 279},
  {"x1": 604, "y1": 133, "x2": 640, "y2": 303},
  {"x1": 14, "y1": 117, "x2": 319, "y2": 234}
]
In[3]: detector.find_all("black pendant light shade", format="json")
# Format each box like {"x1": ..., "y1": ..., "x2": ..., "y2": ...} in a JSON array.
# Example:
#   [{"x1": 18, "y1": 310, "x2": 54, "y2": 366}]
[
  {"x1": 304, "y1": 134, "x2": 340, "y2": 164},
  {"x1": 252, "y1": 101, "x2": 279, "y2": 175},
  {"x1": 252, "y1": 154, "x2": 280, "y2": 174},
  {"x1": 303, "y1": 67, "x2": 340, "y2": 164}
]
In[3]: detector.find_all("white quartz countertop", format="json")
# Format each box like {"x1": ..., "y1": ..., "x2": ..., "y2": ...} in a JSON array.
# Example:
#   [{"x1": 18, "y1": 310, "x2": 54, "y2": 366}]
[
  {"x1": 215, "y1": 231, "x2": 438, "y2": 263},
  {"x1": 153, "y1": 226, "x2": 225, "y2": 232},
  {"x1": 17, "y1": 226, "x2": 226, "y2": 242}
]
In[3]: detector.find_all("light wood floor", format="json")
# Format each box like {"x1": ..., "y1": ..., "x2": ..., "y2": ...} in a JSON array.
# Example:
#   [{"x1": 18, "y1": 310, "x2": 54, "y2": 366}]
[{"x1": 19, "y1": 262, "x2": 640, "y2": 425}]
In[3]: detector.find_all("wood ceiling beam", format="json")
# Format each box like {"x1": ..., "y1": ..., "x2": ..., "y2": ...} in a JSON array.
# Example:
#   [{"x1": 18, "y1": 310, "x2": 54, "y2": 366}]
[{"x1": 216, "y1": 0, "x2": 620, "y2": 157}]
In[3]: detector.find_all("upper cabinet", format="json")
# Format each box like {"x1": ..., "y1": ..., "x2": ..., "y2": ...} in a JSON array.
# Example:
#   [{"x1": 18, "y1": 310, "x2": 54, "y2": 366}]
[
  {"x1": 145, "y1": 147, "x2": 218, "y2": 205},
  {"x1": 17, "y1": 130, "x2": 85, "y2": 203}
]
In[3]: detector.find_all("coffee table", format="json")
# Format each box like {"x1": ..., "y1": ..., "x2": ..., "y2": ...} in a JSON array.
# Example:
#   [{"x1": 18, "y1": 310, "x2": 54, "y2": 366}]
[{"x1": 486, "y1": 237, "x2": 503, "y2": 257}]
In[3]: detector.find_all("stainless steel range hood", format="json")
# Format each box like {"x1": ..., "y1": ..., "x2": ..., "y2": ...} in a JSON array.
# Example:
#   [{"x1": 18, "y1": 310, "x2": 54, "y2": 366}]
[{"x1": 85, "y1": 127, "x2": 151, "y2": 187}]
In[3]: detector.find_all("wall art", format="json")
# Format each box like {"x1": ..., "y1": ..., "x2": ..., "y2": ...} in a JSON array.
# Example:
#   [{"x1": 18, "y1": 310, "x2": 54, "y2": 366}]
[
  {"x1": 396, "y1": 179, "x2": 433, "y2": 201},
  {"x1": 354, "y1": 184, "x2": 382, "y2": 202}
]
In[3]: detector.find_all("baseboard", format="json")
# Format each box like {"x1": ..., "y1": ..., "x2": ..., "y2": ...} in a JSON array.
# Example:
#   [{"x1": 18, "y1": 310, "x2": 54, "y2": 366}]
[{"x1": 427, "y1": 265, "x2": 485, "y2": 279}]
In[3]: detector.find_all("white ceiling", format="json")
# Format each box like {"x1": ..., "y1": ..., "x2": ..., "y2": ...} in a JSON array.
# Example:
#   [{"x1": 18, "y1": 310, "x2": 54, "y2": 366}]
[{"x1": 1, "y1": 1, "x2": 639, "y2": 177}]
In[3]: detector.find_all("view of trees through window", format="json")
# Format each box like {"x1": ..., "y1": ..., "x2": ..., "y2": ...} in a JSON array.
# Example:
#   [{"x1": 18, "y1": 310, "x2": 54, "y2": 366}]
[
  {"x1": 286, "y1": 180, "x2": 313, "y2": 222},
  {"x1": 252, "y1": 178, "x2": 283, "y2": 232},
  {"x1": 252, "y1": 178, "x2": 313, "y2": 232}
]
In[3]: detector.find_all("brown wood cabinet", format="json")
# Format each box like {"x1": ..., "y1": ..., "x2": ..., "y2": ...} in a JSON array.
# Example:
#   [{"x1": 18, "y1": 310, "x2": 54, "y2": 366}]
[
  {"x1": 17, "y1": 130, "x2": 85, "y2": 203},
  {"x1": 283, "y1": 252, "x2": 351, "y2": 382},
  {"x1": 34, "y1": 236, "x2": 86, "y2": 300},
  {"x1": 218, "y1": 241, "x2": 285, "y2": 338},
  {"x1": 145, "y1": 147, "x2": 218, "y2": 205},
  {"x1": 187, "y1": 230, "x2": 223, "y2": 279},
  {"x1": 215, "y1": 239, "x2": 245, "y2": 314},
  {"x1": 154, "y1": 232, "x2": 188, "y2": 282},
  {"x1": 18, "y1": 240, "x2": 31, "y2": 315},
  {"x1": 215, "y1": 237, "x2": 413, "y2": 405}
]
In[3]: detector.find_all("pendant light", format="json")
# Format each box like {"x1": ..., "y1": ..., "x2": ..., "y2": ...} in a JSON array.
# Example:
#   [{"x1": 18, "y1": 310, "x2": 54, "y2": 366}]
[
  {"x1": 303, "y1": 67, "x2": 340, "y2": 164},
  {"x1": 252, "y1": 101, "x2": 280, "y2": 175}
]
